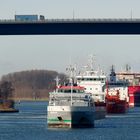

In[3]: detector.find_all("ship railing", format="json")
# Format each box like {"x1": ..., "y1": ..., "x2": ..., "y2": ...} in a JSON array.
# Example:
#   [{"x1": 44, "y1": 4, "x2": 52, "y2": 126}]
[
  {"x1": 49, "y1": 95, "x2": 92, "y2": 105},
  {"x1": 50, "y1": 96, "x2": 87, "y2": 101},
  {"x1": 50, "y1": 99, "x2": 91, "y2": 106},
  {"x1": 49, "y1": 93, "x2": 90, "y2": 100}
]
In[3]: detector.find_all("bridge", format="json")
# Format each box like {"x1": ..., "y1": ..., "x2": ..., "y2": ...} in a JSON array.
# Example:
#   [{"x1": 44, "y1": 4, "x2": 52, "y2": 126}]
[{"x1": 1, "y1": 18, "x2": 140, "y2": 35}]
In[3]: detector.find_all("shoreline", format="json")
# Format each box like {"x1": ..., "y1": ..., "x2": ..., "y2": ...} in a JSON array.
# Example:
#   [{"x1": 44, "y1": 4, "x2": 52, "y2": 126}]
[
  {"x1": 0, "y1": 108, "x2": 19, "y2": 113},
  {"x1": 13, "y1": 98, "x2": 49, "y2": 102}
]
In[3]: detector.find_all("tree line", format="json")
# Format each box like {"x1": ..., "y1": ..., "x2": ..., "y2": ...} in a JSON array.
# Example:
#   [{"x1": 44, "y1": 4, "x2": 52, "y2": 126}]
[{"x1": 1, "y1": 70, "x2": 67, "y2": 100}]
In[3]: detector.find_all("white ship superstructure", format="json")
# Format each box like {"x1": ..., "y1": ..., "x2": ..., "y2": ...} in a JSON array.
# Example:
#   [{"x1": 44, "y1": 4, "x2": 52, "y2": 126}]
[
  {"x1": 76, "y1": 56, "x2": 106, "y2": 103},
  {"x1": 105, "y1": 66, "x2": 129, "y2": 102}
]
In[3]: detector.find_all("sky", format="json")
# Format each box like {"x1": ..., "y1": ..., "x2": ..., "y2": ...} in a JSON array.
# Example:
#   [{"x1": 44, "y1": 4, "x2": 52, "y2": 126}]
[{"x1": 0, "y1": 0, "x2": 140, "y2": 77}]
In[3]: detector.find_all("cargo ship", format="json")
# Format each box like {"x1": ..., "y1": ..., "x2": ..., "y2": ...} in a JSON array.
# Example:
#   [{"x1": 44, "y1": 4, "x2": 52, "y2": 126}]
[
  {"x1": 116, "y1": 66, "x2": 140, "y2": 107},
  {"x1": 47, "y1": 67, "x2": 95, "y2": 128},
  {"x1": 105, "y1": 66, "x2": 128, "y2": 113},
  {"x1": 47, "y1": 84, "x2": 95, "y2": 128}
]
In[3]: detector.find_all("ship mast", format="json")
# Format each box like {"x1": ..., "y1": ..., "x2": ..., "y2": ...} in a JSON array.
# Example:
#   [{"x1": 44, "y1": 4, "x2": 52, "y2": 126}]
[
  {"x1": 54, "y1": 76, "x2": 60, "y2": 92},
  {"x1": 66, "y1": 65, "x2": 76, "y2": 106},
  {"x1": 110, "y1": 65, "x2": 116, "y2": 83},
  {"x1": 106, "y1": 80, "x2": 109, "y2": 96}
]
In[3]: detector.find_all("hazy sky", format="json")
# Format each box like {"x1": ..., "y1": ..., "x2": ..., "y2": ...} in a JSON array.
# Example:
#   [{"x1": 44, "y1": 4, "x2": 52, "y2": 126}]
[{"x1": 0, "y1": 0, "x2": 140, "y2": 77}]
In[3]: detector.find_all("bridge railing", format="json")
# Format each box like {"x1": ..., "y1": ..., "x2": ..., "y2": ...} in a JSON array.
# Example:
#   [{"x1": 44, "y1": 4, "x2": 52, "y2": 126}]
[{"x1": 0, "y1": 18, "x2": 140, "y2": 23}]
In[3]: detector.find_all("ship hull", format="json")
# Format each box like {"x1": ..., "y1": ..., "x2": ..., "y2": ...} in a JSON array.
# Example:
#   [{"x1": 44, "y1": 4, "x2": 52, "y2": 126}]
[
  {"x1": 47, "y1": 106, "x2": 95, "y2": 128},
  {"x1": 106, "y1": 99, "x2": 127, "y2": 113},
  {"x1": 95, "y1": 106, "x2": 106, "y2": 120},
  {"x1": 128, "y1": 86, "x2": 140, "y2": 107}
]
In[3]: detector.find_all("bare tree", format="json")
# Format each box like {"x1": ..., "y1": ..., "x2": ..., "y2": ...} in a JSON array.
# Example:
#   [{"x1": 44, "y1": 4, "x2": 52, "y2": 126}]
[{"x1": 0, "y1": 81, "x2": 13, "y2": 100}]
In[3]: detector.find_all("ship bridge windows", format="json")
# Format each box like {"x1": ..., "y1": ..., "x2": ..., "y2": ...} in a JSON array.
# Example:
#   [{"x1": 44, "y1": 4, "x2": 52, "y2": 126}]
[
  {"x1": 109, "y1": 83, "x2": 128, "y2": 86},
  {"x1": 77, "y1": 77, "x2": 105, "y2": 82},
  {"x1": 58, "y1": 89, "x2": 84, "y2": 93}
]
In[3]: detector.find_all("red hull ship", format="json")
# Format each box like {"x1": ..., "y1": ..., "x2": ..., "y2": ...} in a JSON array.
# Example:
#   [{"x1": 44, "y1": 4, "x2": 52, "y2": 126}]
[
  {"x1": 128, "y1": 86, "x2": 140, "y2": 107},
  {"x1": 116, "y1": 65, "x2": 140, "y2": 107},
  {"x1": 105, "y1": 66, "x2": 128, "y2": 113},
  {"x1": 116, "y1": 74, "x2": 140, "y2": 107}
]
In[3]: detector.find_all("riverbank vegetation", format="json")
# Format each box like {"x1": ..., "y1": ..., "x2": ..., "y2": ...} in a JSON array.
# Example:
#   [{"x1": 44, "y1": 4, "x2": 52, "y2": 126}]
[
  {"x1": 0, "y1": 81, "x2": 16, "y2": 110},
  {"x1": 1, "y1": 70, "x2": 66, "y2": 100}
]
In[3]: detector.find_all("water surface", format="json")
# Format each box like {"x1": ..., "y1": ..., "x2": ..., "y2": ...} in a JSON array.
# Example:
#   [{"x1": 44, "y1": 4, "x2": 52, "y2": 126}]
[{"x1": 0, "y1": 101, "x2": 140, "y2": 140}]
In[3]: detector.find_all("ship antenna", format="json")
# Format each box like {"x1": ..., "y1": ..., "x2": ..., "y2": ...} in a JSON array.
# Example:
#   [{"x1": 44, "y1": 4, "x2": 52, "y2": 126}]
[
  {"x1": 70, "y1": 68, "x2": 73, "y2": 106},
  {"x1": 88, "y1": 54, "x2": 95, "y2": 70},
  {"x1": 126, "y1": 64, "x2": 131, "y2": 72},
  {"x1": 54, "y1": 76, "x2": 60, "y2": 92}
]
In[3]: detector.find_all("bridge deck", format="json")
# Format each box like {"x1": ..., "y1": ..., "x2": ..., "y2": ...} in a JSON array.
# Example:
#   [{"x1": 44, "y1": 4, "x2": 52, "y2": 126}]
[{"x1": 0, "y1": 19, "x2": 140, "y2": 35}]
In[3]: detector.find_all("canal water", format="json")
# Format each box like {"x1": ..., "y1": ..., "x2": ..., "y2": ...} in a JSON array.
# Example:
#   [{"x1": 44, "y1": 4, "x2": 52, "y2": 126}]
[{"x1": 0, "y1": 101, "x2": 140, "y2": 140}]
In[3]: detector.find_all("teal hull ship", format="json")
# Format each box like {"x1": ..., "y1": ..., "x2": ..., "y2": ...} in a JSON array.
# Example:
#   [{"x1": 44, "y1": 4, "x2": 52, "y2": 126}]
[{"x1": 47, "y1": 86, "x2": 95, "y2": 128}]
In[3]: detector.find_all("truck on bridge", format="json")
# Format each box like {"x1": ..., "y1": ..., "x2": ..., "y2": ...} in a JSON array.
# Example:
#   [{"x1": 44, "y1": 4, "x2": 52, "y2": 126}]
[{"x1": 15, "y1": 15, "x2": 45, "y2": 21}]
